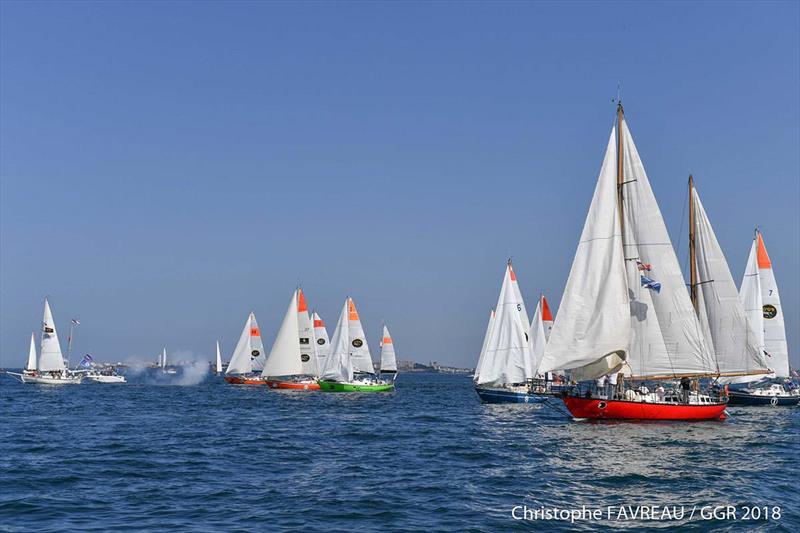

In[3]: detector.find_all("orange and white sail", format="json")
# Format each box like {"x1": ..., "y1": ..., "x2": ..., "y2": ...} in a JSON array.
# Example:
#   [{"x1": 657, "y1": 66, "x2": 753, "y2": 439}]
[
  {"x1": 540, "y1": 295, "x2": 554, "y2": 341},
  {"x1": 312, "y1": 312, "x2": 330, "y2": 368},
  {"x1": 379, "y1": 324, "x2": 397, "y2": 374},
  {"x1": 225, "y1": 312, "x2": 265, "y2": 375},
  {"x1": 261, "y1": 289, "x2": 319, "y2": 378},
  {"x1": 740, "y1": 230, "x2": 789, "y2": 377},
  {"x1": 319, "y1": 297, "x2": 375, "y2": 382}
]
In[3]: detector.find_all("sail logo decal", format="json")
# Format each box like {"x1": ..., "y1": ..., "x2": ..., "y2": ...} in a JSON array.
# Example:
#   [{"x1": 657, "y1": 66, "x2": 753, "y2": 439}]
[
  {"x1": 763, "y1": 305, "x2": 778, "y2": 319},
  {"x1": 250, "y1": 327, "x2": 260, "y2": 337},
  {"x1": 251, "y1": 350, "x2": 260, "y2": 357},
  {"x1": 317, "y1": 338, "x2": 326, "y2": 345},
  {"x1": 299, "y1": 337, "x2": 309, "y2": 345},
  {"x1": 300, "y1": 354, "x2": 310, "y2": 363},
  {"x1": 352, "y1": 339, "x2": 363, "y2": 348},
  {"x1": 44, "y1": 327, "x2": 54, "y2": 333}
]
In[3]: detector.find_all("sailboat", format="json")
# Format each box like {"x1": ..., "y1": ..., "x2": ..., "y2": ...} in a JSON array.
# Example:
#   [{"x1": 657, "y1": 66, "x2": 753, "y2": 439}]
[
  {"x1": 379, "y1": 324, "x2": 398, "y2": 381},
  {"x1": 261, "y1": 288, "x2": 321, "y2": 390},
  {"x1": 224, "y1": 312, "x2": 267, "y2": 384},
  {"x1": 317, "y1": 297, "x2": 394, "y2": 392},
  {"x1": 473, "y1": 261, "x2": 544, "y2": 403},
  {"x1": 728, "y1": 230, "x2": 799, "y2": 406},
  {"x1": 158, "y1": 347, "x2": 177, "y2": 375},
  {"x1": 313, "y1": 312, "x2": 330, "y2": 371},
  {"x1": 537, "y1": 104, "x2": 727, "y2": 420},
  {"x1": 13, "y1": 299, "x2": 82, "y2": 384},
  {"x1": 215, "y1": 340, "x2": 224, "y2": 374}
]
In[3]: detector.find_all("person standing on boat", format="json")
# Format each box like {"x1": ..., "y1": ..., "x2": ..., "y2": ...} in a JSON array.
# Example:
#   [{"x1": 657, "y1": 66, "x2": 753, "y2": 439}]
[
  {"x1": 608, "y1": 372, "x2": 618, "y2": 399},
  {"x1": 680, "y1": 376, "x2": 691, "y2": 403},
  {"x1": 656, "y1": 384, "x2": 665, "y2": 402},
  {"x1": 596, "y1": 375, "x2": 606, "y2": 397}
]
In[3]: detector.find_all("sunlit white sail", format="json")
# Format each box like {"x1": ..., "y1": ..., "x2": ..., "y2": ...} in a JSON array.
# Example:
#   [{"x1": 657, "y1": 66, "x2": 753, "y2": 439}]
[
  {"x1": 215, "y1": 340, "x2": 223, "y2": 373},
  {"x1": 225, "y1": 312, "x2": 264, "y2": 375},
  {"x1": 38, "y1": 298, "x2": 66, "y2": 372},
  {"x1": 319, "y1": 300, "x2": 353, "y2": 382},
  {"x1": 261, "y1": 289, "x2": 319, "y2": 378},
  {"x1": 529, "y1": 297, "x2": 547, "y2": 374},
  {"x1": 347, "y1": 299, "x2": 374, "y2": 375},
  {"x1": 26, "y1": 332, "x2": 37, "y2": 371},
  {"x1": 473, "y1": 309, "x2": 495, "y2": 383},
  {"x1": 379, "y1": 325, "x2": 397, "y2": 373},
  {"x1": 313, "y1": 312, "x2": 330, "y2": 369}
]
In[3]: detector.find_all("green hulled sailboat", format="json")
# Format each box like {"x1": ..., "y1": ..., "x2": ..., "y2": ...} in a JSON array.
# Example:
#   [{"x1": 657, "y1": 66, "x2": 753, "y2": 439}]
[{"x1": 317, "y1": 297, "x2": 395, "y2": 393}]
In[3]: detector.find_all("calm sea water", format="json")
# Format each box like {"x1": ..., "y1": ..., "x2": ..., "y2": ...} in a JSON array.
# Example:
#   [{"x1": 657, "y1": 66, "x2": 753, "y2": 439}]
[{"x1": 0, "y1": 372, "x2": 797, "y2": 532}]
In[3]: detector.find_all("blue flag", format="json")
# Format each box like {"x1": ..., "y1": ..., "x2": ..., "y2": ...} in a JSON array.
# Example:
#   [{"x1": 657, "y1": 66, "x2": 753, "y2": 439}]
[
  {"x1": 641, "y1": 275, "x2": 661, "y2": 293},
  {"x1": 80, "y1": 354, "x2": 94, "y2": 368}
]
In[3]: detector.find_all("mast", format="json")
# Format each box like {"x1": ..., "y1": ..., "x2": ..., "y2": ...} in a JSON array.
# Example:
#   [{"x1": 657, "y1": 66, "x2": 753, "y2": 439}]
[
  {"x1": 616, "y1": 103, "x2": 625, "y2": 235},
  {"x1": 688, "y1": 174, "x2": 698, "y2": 311}
]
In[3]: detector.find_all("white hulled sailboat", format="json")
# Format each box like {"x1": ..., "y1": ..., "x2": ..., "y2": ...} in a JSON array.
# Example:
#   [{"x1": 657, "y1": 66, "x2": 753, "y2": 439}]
[
  {"x1": 14, "y1": 299, "x2": 82, "y2": 384},
  {"x1": 379, "y1": 324, "x2": 398, "y2": 381},
  {"x1": 538, "y1": 104, "x2": 727, "y2": 420},
  {"x1": 313, "y1": 312, "x2": 330, "y2": 371},
  {"x1": 224, "y1": 312, "x2": 266, "y2": 385},
  {"x1": 261, "y1": 289, "x2": 321, "y2": 390},
  {"x1": 728, "y1": 230, "x2": 798, "y2": 406},
  {"x1": 215, "y1": 340, "x2": 224, "y2": 374}
]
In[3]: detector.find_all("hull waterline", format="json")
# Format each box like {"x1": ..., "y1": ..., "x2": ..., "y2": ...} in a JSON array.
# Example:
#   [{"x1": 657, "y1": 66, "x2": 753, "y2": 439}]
[
  {"x1": 224, "y1": 375, "x2": 267, "y2": 385},
  {"x1": 317, "y1": 380, "x2": 394, "y2": 392},
  {"x1": 266, "y1": 379, "x2": 320, "y2": 391},
  {"x1": 20, "y1": 374, "x2": 83, "y2": 385},
  {"x1": 475, "y1": 386, "x2": 547, "y2": 404},
  {"x1": 562, "y1": 396, "x2": 728, "y2": 421}
]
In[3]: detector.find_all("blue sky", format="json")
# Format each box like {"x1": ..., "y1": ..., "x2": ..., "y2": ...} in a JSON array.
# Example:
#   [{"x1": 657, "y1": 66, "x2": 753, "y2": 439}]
[{"x1": 1, "y1": 1, "x2": 798, "y2": 369}]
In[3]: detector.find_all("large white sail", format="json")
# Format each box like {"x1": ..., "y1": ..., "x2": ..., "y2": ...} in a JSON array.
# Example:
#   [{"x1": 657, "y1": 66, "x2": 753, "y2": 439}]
[
  {"x1": 538, "y1": 129, "x2": 630, "y2": 380},
  {"x1": 691, "y1": 186, "x2": 767, "y2": 376},
  {"x1": 753, "y1": 232, "x2": 789, "y2": 377},
  {"x1": 529, "y1": 298, "x2": 547, "y2": 374},
  {"x1": 380, "y1": 325, "x2": 397, "y2": 373},
  {"x1": 473, "y1": 309, "x2": 495, "y2": 382},
  {"x1": 26, "y1": 332, "x2": 37, "y2": 371},
  {"x1": 215, "y1": 340, "x2": 223, "y2": 373},
  {"x1": 261, "y1": 290, "x2": 318, "y2": 378},
  {"x1": 475, "y1": 262, "x2": 535, "y2": 386},
  {"x1": 225, "y1": 312, "x2": 264, "y2": 375},
  {"x1": 313, "y1": 312, "x2": 330, "y2": 369},
  {"x1": 319, "y1": 300, "x2": 353, "y2": 382},
  {"x1": 38, "y1": 298, "x2": 66, "y2": 372},
  {"x1": 347, "y1": 298, "x2": 374, "y2": 374},
  {"x1": 618, "y1": 119, "x2": 714, "y2": 378}
]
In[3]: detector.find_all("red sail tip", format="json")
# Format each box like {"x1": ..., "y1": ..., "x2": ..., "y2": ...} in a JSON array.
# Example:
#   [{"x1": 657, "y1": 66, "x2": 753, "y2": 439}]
[
  {"x1": 541, "y1": 296, "x2": 553, "y2": 321},
  {"x1": 757, "y1": 234, "x2": 772, "y2": 269},
  {"x1": 250, "y1": 327, "x2": 260, "y2": 337},
  {"x1": 313, "y1": 319, "x2": 325, "y2": 328},
  {"x1": 508, "y1": 265, "x2": 517, "y2": 281},
  {"x1": 348, "y1": 299, "x2": 359, "y2": 321},
  {"x1": 297, "y1": 289, "x2": 308, "y2": 312}
]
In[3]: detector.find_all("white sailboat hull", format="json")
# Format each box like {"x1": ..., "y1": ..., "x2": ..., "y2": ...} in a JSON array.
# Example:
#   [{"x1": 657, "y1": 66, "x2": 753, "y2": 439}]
[
  {"x1": 85, "y1": 374, "x2": 126, "y2": 383},
  {"x1": 21, "y1": 373, "x2": 83, "y2": 385}
]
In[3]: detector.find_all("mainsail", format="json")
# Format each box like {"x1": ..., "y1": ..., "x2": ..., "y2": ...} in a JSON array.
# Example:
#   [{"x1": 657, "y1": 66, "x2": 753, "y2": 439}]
[
  {"x1": 319, "y1": 298, "x2": 374, "y2": 382},
  {"x1": 347, "y1": 298, "x2": 374, "y2": 374},
  {"x1": 690, "y1": 183, "x2": 768, "y2": 376},
  {"x1": 39, "y1": 298, "x2": 66, "y2": 372},
  {"x1": 541, "y1": 296, "x2": 554, "y2": 340},
  {"x1": 215, "y1": 340, "x2": 223, "y2": 373},
  {"x1": 379, "y1": 325, "x2": 398, "y2": 373},
  {"x1": 225, "y1": 312, "x2": 264, "y2": 375},
  {"x1": 261, "y1": 289, "x2": 319, "y2": 378},
  {"x1": 26, "y1": 332, "x2": 37, "y2": 371},
  {"x1": 474, "y1": 262, "x2": 536, "y2": 386},
  {"x1": 743, "y1": 231, "x2": 789, "y2": 377}
]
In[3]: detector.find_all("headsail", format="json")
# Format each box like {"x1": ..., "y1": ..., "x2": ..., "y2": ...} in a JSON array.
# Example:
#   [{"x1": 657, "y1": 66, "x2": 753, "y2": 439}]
[
  {"x1": 379, "y1": 324, "x2": 397, "y2": 373},
  {"x1": 540, "y1": 296, "x2": 554, "y2": 340},
  {"x1": 529, "y1": 297, "x2": 547, "y2": 374},
  {"x1": 262, "y1": 289, "x2": 319, "y2": 378},
  {"x1": 474, "y1": 262, "x2": 536, "y2": 386},
  {"x1": 750, "y1": 231, "x2": 789, "y2": 377},
  {"x1": 215, "y1": 340, "x2": 223, "y2": 373},
  {"x1": 296, "y1": 289, "x2": 319, "y2": 376},
  {"x1": 225, "y1": 312, "x2": 264, "y2": 375},
  {"x1": 347, "y1": 298, "x2": 374, "y2": 374},
  {"x1": 38, "y1": 298, "x2": 66, "y2": 372},
  {"x1": 690, "y1": 184, "x2": 768, "y2": 376},
  {"x1": 26, "y1": 332, "x2": 37, "y2": 371},
  {"x1": 319, "y1": 299, "x2": 353, "y2": 382},
  {"x1": 473, "y1": 309, "x2": 495, "y2": 383},
  {"x1": 538, "y1": 129, "x2": 630, "y2": 380}
]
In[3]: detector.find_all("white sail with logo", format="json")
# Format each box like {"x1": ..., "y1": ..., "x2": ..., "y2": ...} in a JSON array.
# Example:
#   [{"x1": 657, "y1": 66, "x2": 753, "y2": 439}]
[
  {"x1": 472, "y1": 309, "x2": 495, "y2": 383},
  {"x1": 691, "y1": 186, "x2": 768, "y2": 376},
  {"x1": 475, "y1": 262, "x2": 535, "y2": 386},
  {"x1": 312, "y1": 312, "x2": 330, "y2": 369},
  {"x1": 225, "y1": 312, "x2": 264, "y2": 375},
  {"x1": 26, "y1": 332, "x2": 37, "y2": 371},
  {"x1": 379, "y1": 325, "x2": 397, "y2": 374},
  {"x1": 38, "y1": 298, "x2": 66, "y2": 372},
  {"x1": 319, "y1": 300, "x2": 353, "y2": 382},
  {"x1": 296, "y1": 290, "x2": 318, "y2": 376},
  {"x1": 747, "y1": 231, "x2": 789, "y2": 377},
  {"x1": 347, "y1": 298, "x2": 374, "y2": 374},
  {"x1": 537, "y1": 129, "x2": 630, "y2": 380},
  {"x1": 261, "y1": 289, "x2": 319, "y2": 378},
  {"x1": 215, "y1": 340, "x2": 223, "y2": 373}
]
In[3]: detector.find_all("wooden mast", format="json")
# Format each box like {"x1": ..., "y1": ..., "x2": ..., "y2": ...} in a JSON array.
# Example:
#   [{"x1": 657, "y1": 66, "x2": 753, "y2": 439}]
[
  {"x1": 688, "y1": 174, "x2": 698, "y2": 312},
  {"x1": 616, "y1": 103, "x2": 625, "y2": 235}
]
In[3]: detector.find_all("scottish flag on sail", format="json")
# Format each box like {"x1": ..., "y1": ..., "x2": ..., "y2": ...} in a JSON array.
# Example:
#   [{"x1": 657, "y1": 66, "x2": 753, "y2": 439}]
[
  {"x1": 80, "y1": 354, "x2": 94, "y2": 368},
  {"x1": 640, "y1": 275, "x2": 661, "y2": 293}
]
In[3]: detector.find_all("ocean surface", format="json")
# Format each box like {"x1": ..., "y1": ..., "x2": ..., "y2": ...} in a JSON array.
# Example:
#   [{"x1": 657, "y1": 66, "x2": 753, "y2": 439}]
[{"x1": 0, "y1": 372, "x2": 797, "y2": 532}]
